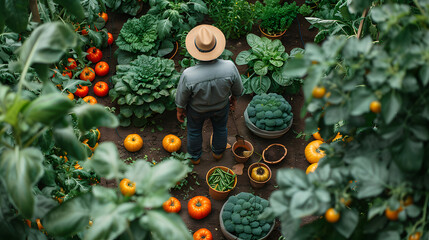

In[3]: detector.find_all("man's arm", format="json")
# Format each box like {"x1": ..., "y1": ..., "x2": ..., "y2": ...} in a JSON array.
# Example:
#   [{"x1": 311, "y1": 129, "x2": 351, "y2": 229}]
[
  {"x1": 229, "y1": 63, "x2": 244, "y2": 111},
  {"x1": 176, "y1": 107, "x2": 186, "y2": 123},
  {"x1": 175, "y1": 73, "x2": 190, "y2": 122}
]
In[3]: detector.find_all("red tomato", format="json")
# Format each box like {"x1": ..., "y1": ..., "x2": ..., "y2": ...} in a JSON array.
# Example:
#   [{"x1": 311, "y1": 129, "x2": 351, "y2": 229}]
[
  {"x1": 65, "y1": 58, "x2": 77, "y2": 70},
  {"x1": 86, "y1": 47, "x2": 103, "y2": 63},
  {"x1": 79, "y1": 67, "x2": 96, "y2": 82},
  {"x1": 94, "y1": 81, "x2": 109, "y2": 97},
  {"x1": 74, "y1": 85, "x2": 89, "y2": 98},
  {"x1": 107, "y1": 32, "x2": 114, "y2": 45},
  {"x1": 95, "y1": 61, "x2": 109, "y2": 76},
  {"x1": 62, "y1": 71, "x2": 72, "y2": 79}
]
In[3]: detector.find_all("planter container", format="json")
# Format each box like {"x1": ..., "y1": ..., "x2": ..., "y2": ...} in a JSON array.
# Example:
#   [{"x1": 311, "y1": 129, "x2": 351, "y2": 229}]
[
  {"x1": 248, "y1": 162, "x2": 272, "y2": 188},
  {"x1": 232, "y1": 140, "x2": 254, "y2": 163},
  {"x1": 262, "y1": 143, "x2": 288, "y2": 164},
  {"x1": 259, "y1": 25, "x2": 287, "y2": 40},
  {"x1": 244, "y1": 109, "x2": 292, "y2": 139},
  {"x1": 219, "y1": 200, "x2": 275, "y2": 240},
  {"x1": 206, "y1": 166, "x2": 237, "y2": 200}
]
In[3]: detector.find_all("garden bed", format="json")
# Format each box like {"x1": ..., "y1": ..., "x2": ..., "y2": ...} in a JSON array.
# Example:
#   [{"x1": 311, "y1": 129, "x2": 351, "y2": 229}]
[{"x1": 94, "y1": 2, "x2": 317, "y2": 238}]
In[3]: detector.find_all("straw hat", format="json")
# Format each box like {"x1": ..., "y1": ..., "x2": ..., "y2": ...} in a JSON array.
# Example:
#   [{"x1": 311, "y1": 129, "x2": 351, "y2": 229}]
[{"x1": 185, "y1": 24, "x2": 226, "y2": 61}]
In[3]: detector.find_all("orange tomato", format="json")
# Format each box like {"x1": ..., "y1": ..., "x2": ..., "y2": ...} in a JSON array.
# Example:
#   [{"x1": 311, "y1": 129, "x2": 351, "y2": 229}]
[
  {"x1": 162, "y1": 197, "x2": 181, "y2": 213},
  {"x1": 99, "y1": 12, "x2": 108, "y2": 22},
  {"x1": 124, "y1": 134, "x2": 143, "y2": 152},
  {"x1": 74, "y1": 85, "x2": 89, "y2": 98},
  {"x1": 402, "y1": 196, "x2": 413, "y2": 206},
  {"x1": 312, "y1": 86, "x2": 326, "y2": 98},
  {"x1": 385, "y1": 206, "x2": 403, "y2": 221},
  {"x1": 370, "y1": 101, "x2": 381, "y2": 113},
  {"x1": 79, "y1": 67, "x2": 96, "y2": 82},
  {"x1": 162, "y1": 134, "x2": 182, "y2": 152},
  {"x1": 86, "y1": 47, "x2": 103, "y2": 63},
  {"x1": 119, "y1": 178, "x2": 136, "y2": 197},
  {"x1": 83, "y1": 96, "x2": 97, "y2": 105},
  {"x1": 67, "y1": 92, "x2": 74, "y2": 100},
  {"x1": 409, "y1": 232, "x2": 421, "y2": 240},
  {"x1": 312, "y1": 130, "x2": 324, "y2": 141},
  {"x1": 193, "y1": 228, "x2": 213, "y2": 240},
  {"x1": 62, "y1": 71, "x2": 72, "y2": 79},
  {"x1": 36, "y1": 219, "x2": 43, "y2": 230},
  {"x1": 65, "y1": 58, "x2": 77, "y2": 70},
  {"x1": 325, "y1": 208, "x2": 340, "y2": 223},
  {"x1": 25, "y1": 219, "x2": 31, "y2": 228},
  {"x1": 94, "y1": 81, "x2": 109, "y2": 97},
  {"x1": 305, "y1": 140, "x2": 325, "y2": 164},
  {"x1": 306, "y1": 163, "x2": 318, "y2": 174},
  {"x1": 188, "y1": 196, "x2": 211, "y2": 220}
]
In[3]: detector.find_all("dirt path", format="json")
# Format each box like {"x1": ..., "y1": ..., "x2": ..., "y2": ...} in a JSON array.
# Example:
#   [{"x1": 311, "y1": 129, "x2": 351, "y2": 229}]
[{"x1": 93, "y1": 2, "x2": 317, "y2": 239}]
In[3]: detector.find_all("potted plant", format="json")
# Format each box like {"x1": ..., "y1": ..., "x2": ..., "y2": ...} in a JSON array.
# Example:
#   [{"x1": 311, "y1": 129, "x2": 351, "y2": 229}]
[
  {"x1": 236, "y1": 34, "x2": 304, "y2": 94},
  {"x1": 206, "y1": 166, "x2": 237, "y2": 200},
  {"x1": 255, "y1": 0, "x2": 306, "y2": 39},
  {"x1": 244, "y1": 93, "x2": 293, "y2": 139},
  {"x1": 262, "y1": 143, "x2": 288, "y2": 164},
  {"x1": 219, "y1": 192, "x2": 275, "y2": 240},
  {"x1": 248, "y1": 160, "x2": 271, "y2": 188},
  {"x1": 232, "y1": 140, "x2": 254, "y2": 163}
]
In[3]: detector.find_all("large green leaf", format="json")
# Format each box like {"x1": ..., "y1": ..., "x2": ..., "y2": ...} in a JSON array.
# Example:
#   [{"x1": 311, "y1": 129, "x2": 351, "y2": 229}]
[
  {"x1": 53, "y1": 0, "x2": 85, "y2": 21},
  {"x1": 4, "y1": 0, "x2": 29, "y2": 33},
  {"x1": 23, "y1": 93, "x2": 74, "y2": 125},
  {"x1": 235, "y1": 51, "x2": 252, "y2": 65},
  {"x1": 350, "y1": 87, "x2": 377, "y2": 116},
  {"x1": 333, "y1": 208, "x2": 359, "y2": 238},
  {"x1": 53, "y1": 126, "x2": 87, "y2": 161},
  {"x1": 246, "y1": 33, "x2": 260, "y2": 49},
  {"x1": 381, "y1": 91, "x2": 401, "y2": 124},
  {"x1": 250, "y1": 76, "x2": 270, "y2": 94},
  {"x1": 43, "y1": 193, "x2": 92, "y2": 236},
  {"x1": 351, "y1": 156, "x2": 388, "y2": 198},
  {"x1": 282, "y1": 58, "x2": 308, "y2": 78},
  {"x1": 150, "y1": 102, "x2": 166, "y2": 114},
  {"x1": 0, "y1": 147, "x2": 44, "y2": 218},
  {"x1": 73, "y1": 104, "x2": 119, "y2": 131},
  {"x1": 393, "y1": 138, "x2": 423, "y2": 172},
  {"x1": 143, "y1": 210, "x2": 192, "y2": 240},
  {"x1": 16, "y1": 22, "x2": 78, "y2": 81},
  {"x1": 289, "y1": 190, "x2": 319, "y2": 218},
  {"x1": 85, "y1": 142, "x2": 126, "y2": 179}
]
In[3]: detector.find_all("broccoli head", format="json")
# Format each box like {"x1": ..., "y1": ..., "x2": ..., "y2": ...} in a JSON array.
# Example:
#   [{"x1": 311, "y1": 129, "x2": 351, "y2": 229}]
[
  {"x1": 224, "y1": 202, "x2": 235, "y2": 212},
  {"x1": 247, "y1": 106, "x2": 256, "y2": 117},
  {"x1": 233, "y1": 204, "x2": 242, "y2": 213},
  {"x1": 261, "y1": 223, "x2": 272, "y2": 232},
  {"x1": 251, "y1": 227, "x2": 262, "y2": 236},
  {"x1": 237, "y1": 192, "x2": 253, "y2": 201},
  {"x1": 235, "y1": 224, "x2": 244, "y2": 234},
  {"x1": 222, "y1": 210, "x2": 232, "y2": 221},
  {"x1": 224, "y1": 219, "x2": 234, "y2": 233},
  {"x1": 232, "y1": 213, "x2": 241, "y2": 224},
  {"x1": 242, "y1": 201, "x2": 251, "y2": 210},
  {"x1": 243, "y1": 225, "x2": 252, "y2": 234}
]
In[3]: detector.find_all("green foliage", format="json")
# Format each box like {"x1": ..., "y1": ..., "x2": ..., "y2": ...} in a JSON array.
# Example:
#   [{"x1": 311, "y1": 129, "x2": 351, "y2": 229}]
[
  {"x1": 147, "y1": 0, "x2": 207, "y2": 39},
  {"x1": 222, "y1": 192, "x2": 274, "y2": 240},
  {"x1": 103, "y1": 0, "x2": 144, "y2": 16},
  {"x1": 256, "y1": 0, "x2": 300, "y2": 34},
  {"x1": 110, "y1": 54, "x2": 180, "y2": 127},
  {"x1": 236, "y1": 34, "x2": 304, "y2": 94},
  {"x1": 270, "y1": 0, "x2": 429, "y2": 239},
  {"x1": 209, "y1": 0, "x2": 257, "y2": 39}
]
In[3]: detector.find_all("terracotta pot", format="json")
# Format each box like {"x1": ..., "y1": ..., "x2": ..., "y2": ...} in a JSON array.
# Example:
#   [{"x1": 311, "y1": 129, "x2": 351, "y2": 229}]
[
  {"x1": 262, "y1": 143, "x2": 287, "y2": 164},
  {"x1": 248, "y1": 162, "x2": 271, "y2": 188},
  {"x1": 259, "y1": 25, "x2": 287, "y2": 40},
  {"x1": 206, "y1": 166, "x2": 237, "y2": 200},
  {"x1": 232, "y1": 140, "x2": 254, "y2": 163}
]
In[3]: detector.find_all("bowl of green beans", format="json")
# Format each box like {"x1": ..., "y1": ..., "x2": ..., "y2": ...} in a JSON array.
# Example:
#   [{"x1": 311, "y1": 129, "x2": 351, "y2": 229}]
[{"x1": 206, "y1": 166, "x2": 237, "y2": 200}]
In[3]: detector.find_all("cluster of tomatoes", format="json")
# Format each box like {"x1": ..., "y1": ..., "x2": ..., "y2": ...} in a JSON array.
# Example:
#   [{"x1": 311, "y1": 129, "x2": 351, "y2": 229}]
[{"x1": 59, "y1": 12, "x2": 114, "y2": 105}]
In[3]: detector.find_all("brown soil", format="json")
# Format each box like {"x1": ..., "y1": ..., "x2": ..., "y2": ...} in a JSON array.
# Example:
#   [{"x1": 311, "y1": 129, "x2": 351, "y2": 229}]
[
  {"x1": 234, "y1": 147, "x2": 249, "y2": 157},
  {"x1": 263, "y1": 145, "x2": 286, "y2": 163},
  {"x1": 96, "y1": 1, "x2": 317, "y2": 238}
]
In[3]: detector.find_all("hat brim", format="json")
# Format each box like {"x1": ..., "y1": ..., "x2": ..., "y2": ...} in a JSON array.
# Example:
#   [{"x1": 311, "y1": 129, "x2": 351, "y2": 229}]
[{"x1": 186, "y1": 25, "x2": 226, "y2": 61}]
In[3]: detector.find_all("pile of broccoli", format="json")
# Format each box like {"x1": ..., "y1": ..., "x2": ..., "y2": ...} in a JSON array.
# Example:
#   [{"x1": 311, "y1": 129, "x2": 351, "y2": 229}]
[
  {"x1": 246, "y1": 93, "x2": 293, "y2": 131},
  {"x1": 222, "y1": 192, "x2": 273, "y2": 240}
]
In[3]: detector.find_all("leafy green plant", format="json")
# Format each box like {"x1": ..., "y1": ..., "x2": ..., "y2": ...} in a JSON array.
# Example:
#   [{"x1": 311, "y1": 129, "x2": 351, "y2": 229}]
[
  {"x1": 306, "y1": 0, "x2": 375, "y2": 43},
  {"x1": 255, "y1": 0, "x2": 302, "y2": 35},
  {"x1": 236, "y1": 34, "x2": 304, "y2": 94},
  {"x1": 115, "y1": 14, "x2": 174, "y2": 64},
  {"x1": 147, "y1": 0, "x2": 207, "y2": 39},
  {"x1": 109, "y1": 54, "x2": 180, "y2": 127},
  {"x1": 264, "y1": 1, "x2": 429, "y2": 239},
  {"x1": 103, "y1": 0, "x2": 145, "y2": 16},
  {"x1": 209, "y1": 0, "x2": 257, "y2": 39}
]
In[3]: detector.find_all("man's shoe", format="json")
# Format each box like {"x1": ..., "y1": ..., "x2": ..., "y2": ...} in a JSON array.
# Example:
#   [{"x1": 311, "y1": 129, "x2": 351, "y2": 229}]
[
  {"x1": 213, "y1": 153, "x2": 223, "y2": 160},
  {"x1": 191, "y1": 158, "x2": 200, "y2": 165}
]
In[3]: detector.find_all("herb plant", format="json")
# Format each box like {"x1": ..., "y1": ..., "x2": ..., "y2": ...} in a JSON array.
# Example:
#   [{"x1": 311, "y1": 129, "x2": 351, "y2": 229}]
[
  {"x1": 256, "y1": 0, "x2": 300, "y2": 35},
  {"x1": 236, "y1": 33, "x2": 304, "y2": 94},
  {"x1": 209, "y1": 0, "x2": 257, "y2": 39},
  {"x1": 109, "y1": 54, "x2": 180, "y2": 127},
  {"x1": 147, "y1": 0, "x2": 208, "y2": 39}
]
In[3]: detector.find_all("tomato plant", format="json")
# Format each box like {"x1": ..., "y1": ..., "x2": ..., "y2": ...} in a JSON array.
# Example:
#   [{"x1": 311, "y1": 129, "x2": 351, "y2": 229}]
[
  {"x1": 93, "y1": 81, "x2": 109, "y2": 97},
  {"x1": 107, "y1": 32, "x2": 114, "y2": 45},
  {"x1": 74, "y1": 85, "x2": 89, "y2": 98},
  {"x1": 65, "y1": 58, "x2": 77, "y2": 70},
  {"x1": 79, "y1": 67, "x2": 96, "y2": 81}
]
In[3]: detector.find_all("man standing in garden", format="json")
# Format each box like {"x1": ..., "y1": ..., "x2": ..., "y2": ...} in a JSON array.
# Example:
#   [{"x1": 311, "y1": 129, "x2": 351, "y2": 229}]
[{"x1": 175, "y1": 25, "x2": 243, "y2": 165}]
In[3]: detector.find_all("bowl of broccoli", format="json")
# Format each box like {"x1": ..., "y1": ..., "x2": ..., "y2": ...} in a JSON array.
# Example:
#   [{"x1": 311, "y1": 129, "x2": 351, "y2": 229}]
[
  {"x1": 219, "y1": 192, "x2": 275, "y2": 240},
  {"x1": 244, "y1": 93, "x2": 293, "y2": 139}
]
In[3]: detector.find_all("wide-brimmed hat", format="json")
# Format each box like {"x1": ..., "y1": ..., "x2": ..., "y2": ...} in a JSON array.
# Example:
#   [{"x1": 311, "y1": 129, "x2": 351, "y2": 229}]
[{"x1": 185, "y1": 25, "x2": 226, "y2": 61}]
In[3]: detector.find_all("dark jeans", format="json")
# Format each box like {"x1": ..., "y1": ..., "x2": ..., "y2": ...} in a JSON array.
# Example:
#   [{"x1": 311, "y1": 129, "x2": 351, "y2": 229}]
[{"x1": 186, "y1": 104, "x2": 229, "y2": 160}]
